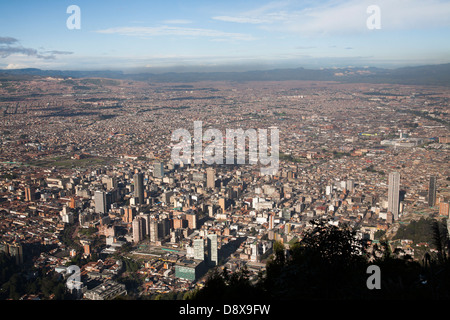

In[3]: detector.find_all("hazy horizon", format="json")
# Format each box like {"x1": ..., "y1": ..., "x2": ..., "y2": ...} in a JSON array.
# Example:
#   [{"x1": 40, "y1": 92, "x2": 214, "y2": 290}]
[
  {"x1": 1, "y1": 0, "x2": 450, "y2": 72},
  {"x1": 2, "y1": 60, "x2": 450, "y2": 75}
]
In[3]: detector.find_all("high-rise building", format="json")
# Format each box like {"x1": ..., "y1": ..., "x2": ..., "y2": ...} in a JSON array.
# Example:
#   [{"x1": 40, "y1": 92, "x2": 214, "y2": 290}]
[
  {"x1": 428, "y1": 176, "x2": 437, "y2": 207},
  {"x1": 186, "y1": 212, "x2": 197, "y2": 229},
  {"x1": 207, "y1": 234, "x2": 218, "y2": 266},
  {"x1": 250, "y1": 242, "x2": 259, "y2": 262},
  {"x1": 8, "y1": 243, "x2": 23, "y2": 265},
  {"x1": 346, "y1": 179, "x2": 355, "y2": 193},
  {"x1": 388, "y1": 172, "x2": 400, "y2": 220},
  {"x1": 134, "y1": 173, "x2": 144, "y2": 205},
  {"x1": 123, "y1": 206, "x2": 136, "y2": 223},
  {"x1": 69, "y1": 197, "x2": 76, "y2": 209},
  {"x1": 94, "y1": 190, "x2": 109, "y2": 214},
  {"x1": 282, "y1": 208, "x2": 291, "y2": 220},
  {"x1": 192, "y1": 172, "x2": 205, "y2": 182},
  {"x1": 439, "y1": 201, "x2": 449, "y2": 217},
  {"x1": 132, "y1": 217, "x2": 145, "y2": 243},
  {"x1": 150, "y1": 220, "x2": 159, "y2": 243},
  {"x1": 219, "y1": 198, "x2": 227, "y2": 212},
  {"x1": 386, "y1": 212, "x2": 393, "y2": 225},
  {"x1": 153, "y1": 161, "x2": 165, "y2": 178},
  {"x1": 158, "y1": 218, "x2": 170, "y2": 239},
  {"x1": 25, "y1": 186, "x2": 35, "y2": 202},
  {"x1": 206, "y1": 168, "x2": 215, "y2": 189},
  {"x1": 105, "y1": 177, "x2": 117, "y2": 190},
  {"x1": 325, "y1": 185, "x2": 332, "y2": 196},
  {"x1": 173, "y1": 217, "x2": 185, "y2": 229},
  {"x1": 269, "y1": 213, "x2": 274, "y2": 230},
  {"x1": 193, "y1": 238, "x2": 205, "y2": 260},
  {"x1": 61, "y1": 210, "x2": 74, "y2": 224},
  {"x1": 139, "y1": 213, "x2": 151, "y2": 237}
]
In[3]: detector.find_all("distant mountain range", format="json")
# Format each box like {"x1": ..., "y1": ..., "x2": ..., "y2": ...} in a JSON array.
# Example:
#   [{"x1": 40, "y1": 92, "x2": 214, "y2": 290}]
[{"x1": 1, "y1": 63, "x2": 450, "y2": 85}]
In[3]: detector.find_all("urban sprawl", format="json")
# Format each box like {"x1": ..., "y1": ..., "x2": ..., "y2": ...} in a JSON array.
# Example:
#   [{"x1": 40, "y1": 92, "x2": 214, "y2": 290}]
[{"x1": 0, "y1": 76, "x2": 449, "y2": 300}]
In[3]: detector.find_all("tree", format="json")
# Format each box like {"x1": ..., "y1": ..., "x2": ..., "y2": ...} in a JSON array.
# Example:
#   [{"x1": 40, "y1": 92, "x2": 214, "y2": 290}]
[
  {"x1": 262, "y1": 218, "x2": 370, "y2": 299},
  {"x1": 431, "y1": 219, "x2": 449, "y2": 264},
  {"x1": 191, "y1": 267, "x2": 264, "y2": 300},
  {"x1": 191, "y1": 217, "x2": 450, "y2": 300}
]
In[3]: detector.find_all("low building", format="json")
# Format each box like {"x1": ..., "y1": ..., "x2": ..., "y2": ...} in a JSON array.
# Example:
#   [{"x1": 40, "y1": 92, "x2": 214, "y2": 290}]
[
  {"x1": 174, "y1": 259, "x2": 206, "y2": 282},
  {"x1": 83, "y1": 280, "x2": 127, "y2": 300}
]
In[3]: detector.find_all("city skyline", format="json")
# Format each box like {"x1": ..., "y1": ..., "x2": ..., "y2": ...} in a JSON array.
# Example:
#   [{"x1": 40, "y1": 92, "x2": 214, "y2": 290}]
[{"x1": 1, "y1": 0, "x2": 450, "y2": 71}]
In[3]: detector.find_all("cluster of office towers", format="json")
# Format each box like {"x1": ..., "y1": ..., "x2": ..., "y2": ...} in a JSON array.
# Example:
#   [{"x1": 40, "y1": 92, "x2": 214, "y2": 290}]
[
  {"x1": 193, "y1": 234, "x2": 219, "y2": 267},
  {"x1": 388, "y1": 172, "x2": 437, "y2": 221},
  {"x1": 127, "y1": 166, "x2": 220, "y2": 268}
]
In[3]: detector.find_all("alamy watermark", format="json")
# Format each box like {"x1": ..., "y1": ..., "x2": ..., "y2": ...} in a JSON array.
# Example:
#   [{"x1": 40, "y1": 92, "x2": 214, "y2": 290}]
[
  {"x1": 66, "y1": 5, "x2": 81, "y2": 30},
  {"x1": 66, "y1": 4, "x2": 380, "y2": 31},
  {"x1": 367, "y1": 5, "x2": 381, "y2": 30},
  {"x1": 66, "y1": 265, "x2": 82, "y2": 290},
  {"x1": 366, "y1": 265, "x2": 381, "y2": 289},
  {"x1": 171, "y1": 121, "x2": 279, "y2": 175}
]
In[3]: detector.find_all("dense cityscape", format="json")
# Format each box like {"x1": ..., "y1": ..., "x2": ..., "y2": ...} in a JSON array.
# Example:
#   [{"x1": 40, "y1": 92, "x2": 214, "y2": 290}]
[{"x1": 0, "y1": 73, "x2": 448, "y2": 301}]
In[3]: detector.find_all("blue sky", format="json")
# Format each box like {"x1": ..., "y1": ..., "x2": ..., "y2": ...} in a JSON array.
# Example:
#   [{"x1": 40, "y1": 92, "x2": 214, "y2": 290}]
[{"x1": 0, "y1": 0, "x2": 449, "y2": 71}]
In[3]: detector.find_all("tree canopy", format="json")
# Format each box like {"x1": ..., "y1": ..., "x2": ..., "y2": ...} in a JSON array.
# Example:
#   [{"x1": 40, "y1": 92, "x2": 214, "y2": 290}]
[{"x1": 191, "y1": 218, "x2": 450, "y2": 300}]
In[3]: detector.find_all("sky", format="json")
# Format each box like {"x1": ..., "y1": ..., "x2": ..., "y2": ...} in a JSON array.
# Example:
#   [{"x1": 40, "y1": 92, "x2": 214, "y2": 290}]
[{"x1": 0, "y1": 0, "x2": 449, "y2": 72}]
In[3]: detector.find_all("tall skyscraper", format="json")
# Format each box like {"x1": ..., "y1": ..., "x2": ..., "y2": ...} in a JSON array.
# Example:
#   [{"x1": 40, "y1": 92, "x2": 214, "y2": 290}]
[
  {"x1": 139, "y1": 213, "x2": 151, "y2": 237},
  {"x1": 123, "y1": 206, "x2": 136, "y2": 223},
  {"x1": 207, "y1": 234, "x2": 218, "y2": 266},
  {"x1": 8, "y1": 243, "x2": 24, "y2": 265},
  {"x1": 186, "y1": 212, "x2": 198, "y2": 229},
  {"x1": 388, "y1": 172, "x2": 400, "y2": 220},
  {"x1": 150, "y1": 220, "x2": 159, "y2": 243},
  {"x1": 134, "y1": 172, "x2": 144, "y2": 205},
  {"x1": 250, "y1": 242, "x2": 259, "y2": 262},
  {"x1": 132, "y1": 217, "x2": 145, "y2": 243},
  {"x1": 346, "y1": 179, "x2": 355, "y2": 193},
  {"x1": 206, "y1": 168, "x2": 215, "y2": 189},
  {"x1": 428, "y1": 176, "x2": 437, "y2": 207},
  {"x1": 219, "y1": 198, "x2": 227, "y2": 212},
  {"x1": 94, "y1": 190, "x2": 108, "y2": 214},
  {"x1": 158, "y1": 218, "x2": 170, "y2": 238},
  {"x1": 269, "y1": 213, "x2": 274, "y2": 230},
  {"x1": 193, "y1": 238, "x2": 205, "y2": 260},
  {"x1": 153, "y1": 161, "x2": 165, "y2": 178}
]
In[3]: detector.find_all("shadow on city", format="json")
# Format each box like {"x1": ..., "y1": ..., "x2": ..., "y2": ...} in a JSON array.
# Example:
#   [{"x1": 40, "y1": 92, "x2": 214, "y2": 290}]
[
  {"x1": 2, "y1": 217, "x2": 450, "y2": 300},
  {"x1": 187, "y1": 218, "x2": 450, "y2": 300}
]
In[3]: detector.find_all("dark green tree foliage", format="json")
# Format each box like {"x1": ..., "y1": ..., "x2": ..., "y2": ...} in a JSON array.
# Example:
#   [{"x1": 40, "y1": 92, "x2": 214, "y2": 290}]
[
  {"x1": 192, "y1": 218, "x2": 450, "y2": 300},
  {"x1": 0, "y1": 252, "x2": 69, "y2": 300},
  {"x1": 431, "y1": 220, "x2": 449, "y2": 263},
  {"x1": 264, "y1": 219, "x2": 369, "y2": 299},
  {"x1": 394, "y1": 217, "x2": 440, "y2": 244},
  {"x1": 0, "y1": 253, "x2": 16, "y2": 285},
  {"x1": 192, "y1": 266, "x2": 265, "y2": 300}
]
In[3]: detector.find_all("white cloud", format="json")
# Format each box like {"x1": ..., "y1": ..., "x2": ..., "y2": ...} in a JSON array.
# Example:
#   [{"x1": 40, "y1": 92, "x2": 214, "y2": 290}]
[
  {"x1": 96, "y1": 25, "x2": 256, "y2": 41},
  {"x1": 212, "y1": 0, "x2": 450, "y2": 36},
  {"x1": 5, "y1": 63, "x2": 30, "y2": 69},
  {"x1": 163, "y1": 19, "x2": 193, "y2": 24},
  {"x1": 213, "y1": 16, "x2": 271, "y2": 24}
]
